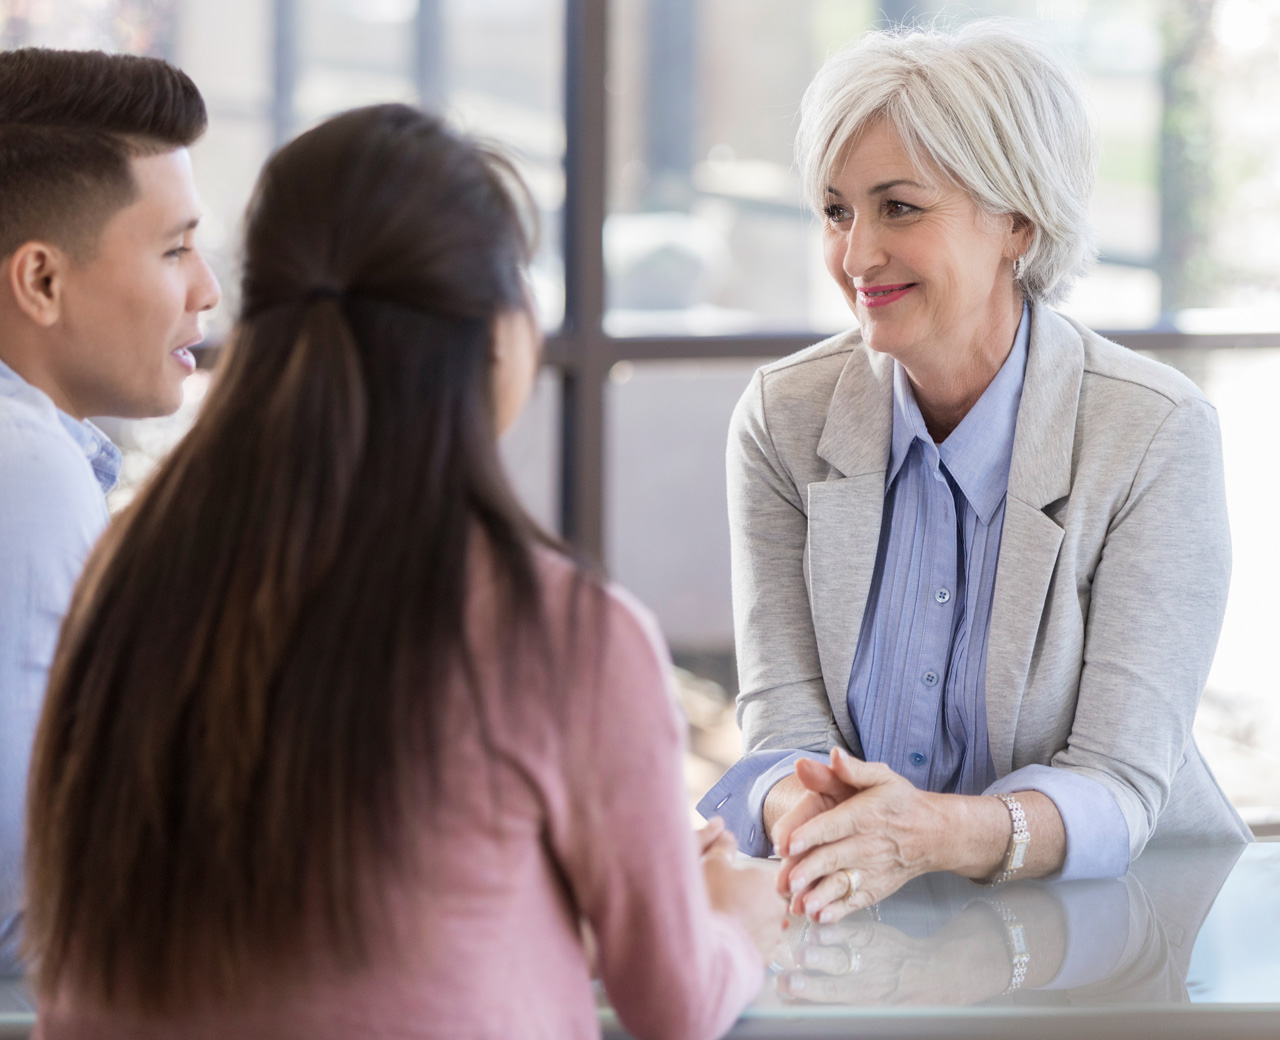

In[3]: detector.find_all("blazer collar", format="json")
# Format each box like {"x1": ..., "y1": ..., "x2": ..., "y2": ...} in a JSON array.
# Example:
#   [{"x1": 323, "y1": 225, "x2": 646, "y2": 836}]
[
  {"x1": 815, "y1": 300, "x2": 1081, "y2": 490},
  {"x1": 1007, "y1": 301, "x2": 1083, "y2": 509},
  {"x1": 816, "y1": 337, "x2": 894, "y2": 478},
  {"x1": 985, "y1": 301, "x2": 1085, "y2": 774}
]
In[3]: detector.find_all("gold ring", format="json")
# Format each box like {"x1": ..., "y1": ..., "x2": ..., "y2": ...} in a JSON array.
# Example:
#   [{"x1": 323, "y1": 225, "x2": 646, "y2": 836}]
[{"x1": 841, "y1": 868, "x2": 861, "y2": 900}]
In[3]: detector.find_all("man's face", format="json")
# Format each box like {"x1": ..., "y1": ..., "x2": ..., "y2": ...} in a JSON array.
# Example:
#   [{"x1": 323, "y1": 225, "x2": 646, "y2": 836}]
[{"x1": 53, "y1": 147, "x2": 221, "y2": 419}]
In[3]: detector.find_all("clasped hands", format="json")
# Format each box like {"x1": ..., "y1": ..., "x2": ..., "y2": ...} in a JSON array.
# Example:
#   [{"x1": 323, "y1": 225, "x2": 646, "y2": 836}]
[{"x1": 773, "y1": 747, "x2": 949, "y2": 924}]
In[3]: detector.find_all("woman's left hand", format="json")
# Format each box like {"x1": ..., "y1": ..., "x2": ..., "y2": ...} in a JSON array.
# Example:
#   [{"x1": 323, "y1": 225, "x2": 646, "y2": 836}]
[{"x1": 774, "y1": 748, "x2": 948, "y2": 923}]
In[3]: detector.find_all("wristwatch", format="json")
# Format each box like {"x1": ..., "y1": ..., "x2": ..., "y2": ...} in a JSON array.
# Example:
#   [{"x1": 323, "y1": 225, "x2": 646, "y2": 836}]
[
  {"x1": 981, "y1": 792, "x2": 1030, "y2": 886},
  {"x1": 988, "y1": 899, "x2": 1030, "y2": 994}
]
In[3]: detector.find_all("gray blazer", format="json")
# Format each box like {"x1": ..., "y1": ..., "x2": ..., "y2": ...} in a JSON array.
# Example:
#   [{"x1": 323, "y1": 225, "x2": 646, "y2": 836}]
[{"x1": 729, "y1": 301, "x2": 1251, "y2": 858}]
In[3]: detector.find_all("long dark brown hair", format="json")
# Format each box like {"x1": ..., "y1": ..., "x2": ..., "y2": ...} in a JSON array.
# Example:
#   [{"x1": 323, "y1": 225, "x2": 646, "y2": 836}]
[{"x1": 25, "y1": 104, "x2": 570, "y2": 1010}]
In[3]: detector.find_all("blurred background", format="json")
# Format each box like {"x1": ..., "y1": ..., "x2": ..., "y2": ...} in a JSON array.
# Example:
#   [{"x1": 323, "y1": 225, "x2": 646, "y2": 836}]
[{"x1": 4, "y1": 0, "x2": 1278, "y2": 828}]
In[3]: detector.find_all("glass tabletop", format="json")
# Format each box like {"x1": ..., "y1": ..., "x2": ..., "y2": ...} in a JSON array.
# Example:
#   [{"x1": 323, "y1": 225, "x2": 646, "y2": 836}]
[
  {"x1": 4, "y1": 844, "x2": 1278, "y2": 1039},
  {"x1": 757, "y1": 842, "x2": 1280, "y2": 1009},
  {"x1": 602, "y1": 842, "x2": 1280, "y2": 1038}
]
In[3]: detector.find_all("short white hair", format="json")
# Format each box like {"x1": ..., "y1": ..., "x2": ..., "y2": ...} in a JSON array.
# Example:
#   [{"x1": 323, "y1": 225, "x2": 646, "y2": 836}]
[{"x1": 796, "y1": 20, "x2": 1097, "y2": 304}]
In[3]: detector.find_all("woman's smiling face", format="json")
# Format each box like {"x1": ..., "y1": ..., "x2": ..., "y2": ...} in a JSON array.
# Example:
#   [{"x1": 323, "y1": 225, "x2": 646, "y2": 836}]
[{"x1": 821, "y1": 120, "x2": 1029, "y2": 380}]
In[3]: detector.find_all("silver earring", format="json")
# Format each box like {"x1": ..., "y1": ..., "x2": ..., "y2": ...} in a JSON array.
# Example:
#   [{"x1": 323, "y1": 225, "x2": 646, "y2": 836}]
[{"x1": 1012, "y1": 253, "x2": 1026, "y2": 281}]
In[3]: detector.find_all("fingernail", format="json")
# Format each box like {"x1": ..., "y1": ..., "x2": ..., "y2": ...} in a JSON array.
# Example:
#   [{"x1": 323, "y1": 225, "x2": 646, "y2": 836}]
[
  {"x1": 819, "y1": 907, "x2": 837, "y2": 923},
  {"x1": 801, "y1": 948, "x2": 822, "y2": 968},
  {"x1": 789, "y1": 874, "x2": 807, "y2": 893},
  {"x1": 788, "y1": 974, "x2": 807, "y2": 993},
  {"x1": 803, "y1": 897, "x2": 818, "y2": 916},
  {"x1": 789, "y1": 838, "x2": 806, "y2": 855}
]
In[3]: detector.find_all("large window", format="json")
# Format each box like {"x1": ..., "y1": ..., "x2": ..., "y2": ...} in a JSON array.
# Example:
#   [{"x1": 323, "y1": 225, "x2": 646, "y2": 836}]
[
  {"x1": 605, "y1": 0, "x2": 1280, "y2": 335},
  {"x1": 6, "y1": 0, "x2": 1279, "y2": 822}
]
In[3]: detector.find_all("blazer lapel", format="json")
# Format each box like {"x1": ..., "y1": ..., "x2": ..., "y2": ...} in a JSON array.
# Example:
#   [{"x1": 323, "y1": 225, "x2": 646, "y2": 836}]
[
  {"x1": 809, "y1": 344, "x2": 894, "y2": 749},
  {"x1": 985, "y1": 303, "x2": 1082, "y2": 774}
]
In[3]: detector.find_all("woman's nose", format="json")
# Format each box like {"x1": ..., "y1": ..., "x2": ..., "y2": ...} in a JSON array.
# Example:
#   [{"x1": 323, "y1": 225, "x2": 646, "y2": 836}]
[{"x1": 841, "y1": 219, "x2": 886, "y2": 281}]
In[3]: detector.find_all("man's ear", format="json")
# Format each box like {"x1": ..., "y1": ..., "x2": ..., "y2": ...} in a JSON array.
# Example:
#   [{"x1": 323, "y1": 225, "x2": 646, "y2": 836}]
[{"x1": 7, "y1": 241, "x2": 68, "y2": 328}]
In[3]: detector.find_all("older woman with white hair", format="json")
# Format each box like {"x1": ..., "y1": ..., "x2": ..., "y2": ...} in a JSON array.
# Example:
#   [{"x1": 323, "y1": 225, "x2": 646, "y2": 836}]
[{"x1": 698, "y1": 20, "x2": 1250, "y2": 926}]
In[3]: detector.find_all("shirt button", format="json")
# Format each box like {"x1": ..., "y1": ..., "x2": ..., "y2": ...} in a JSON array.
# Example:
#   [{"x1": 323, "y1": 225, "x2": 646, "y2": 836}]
[
  {"x1": 935, "y1": 588, "x2": 950, "y2": 604},
  {"x1": 910, "y1": 752, "x2": 928, "y2": 767},
  {"x1": 923, "y1": 670, "x2": 939, "y2": 687}
]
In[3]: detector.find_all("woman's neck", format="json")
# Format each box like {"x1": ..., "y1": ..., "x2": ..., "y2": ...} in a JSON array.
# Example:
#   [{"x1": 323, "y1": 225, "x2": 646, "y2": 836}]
[{"x1": 902, "y1": 296, "x2": 1025, "y2": 443}]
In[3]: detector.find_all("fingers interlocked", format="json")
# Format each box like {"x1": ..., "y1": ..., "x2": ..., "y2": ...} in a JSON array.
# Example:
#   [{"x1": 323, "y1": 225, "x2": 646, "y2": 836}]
[{"x1": 789, "y1": 854, "x2": 873, "y2": 923}]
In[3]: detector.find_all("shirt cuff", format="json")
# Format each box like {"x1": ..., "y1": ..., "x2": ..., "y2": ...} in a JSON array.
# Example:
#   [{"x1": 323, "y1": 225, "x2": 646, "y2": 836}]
[
  {"x1": 1040, "y1": 878, "x2": 1130, "y2": 988},
  {"x1": 985, "y1": 764, "x2": 1130, "y2": 881},
  {"x1": 696, "y1": 749, "x2": 829, "y2": 857}
]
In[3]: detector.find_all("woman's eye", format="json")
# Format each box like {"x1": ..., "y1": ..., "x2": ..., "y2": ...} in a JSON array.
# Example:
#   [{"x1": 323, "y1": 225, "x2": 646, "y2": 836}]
[
  {"x1": 884, "y1": 200, "x2": 917, "y2": 218},
  {"x1": 823, "y1": 202, "x2": 850, "y2": 224},
  {"x1": 166, "y1": 246, "x2": 191, "y2": 259}
]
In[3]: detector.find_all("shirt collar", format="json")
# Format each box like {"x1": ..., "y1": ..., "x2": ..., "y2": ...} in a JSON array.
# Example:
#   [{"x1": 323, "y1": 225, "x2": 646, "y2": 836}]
[
  {"x1": 58, "y1": 413, "x2": 122, "y2": 494},
  {"x1": 0, "y1": 355, "x2": 122, "y2": 494},
  {"x1": 888, "y1": 301, "x2": 1031, "y2": 525}
]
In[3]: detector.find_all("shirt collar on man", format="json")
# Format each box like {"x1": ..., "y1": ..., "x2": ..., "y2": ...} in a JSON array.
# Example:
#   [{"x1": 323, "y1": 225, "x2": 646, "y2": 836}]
[
  {"x1": 887, "y1": 301, "x2": 1031, "y2": 525},
  {"x1": 0, "y1": 355, "x2": 122, "y2": 495}
]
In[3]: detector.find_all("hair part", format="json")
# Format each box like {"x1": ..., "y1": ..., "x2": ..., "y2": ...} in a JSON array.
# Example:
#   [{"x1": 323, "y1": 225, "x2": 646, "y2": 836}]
[
  {"x1": 796, "y1": 19, "x2": 1098, "y2": 304},
  {"x1": 0, "y1": 48, "x2": 207, "y2": 260}
]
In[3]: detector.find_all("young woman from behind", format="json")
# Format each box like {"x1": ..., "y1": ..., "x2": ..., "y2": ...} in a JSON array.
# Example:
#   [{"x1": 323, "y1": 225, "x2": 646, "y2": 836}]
[{"x1": 24, "y1": 104, "x2": 781, "y2": 1040}]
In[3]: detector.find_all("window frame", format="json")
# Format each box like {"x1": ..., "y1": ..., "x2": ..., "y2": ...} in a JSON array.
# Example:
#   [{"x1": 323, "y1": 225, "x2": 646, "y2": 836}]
[{"x1": 266, "y1": 0, "x2": 1280, "y2": 561}]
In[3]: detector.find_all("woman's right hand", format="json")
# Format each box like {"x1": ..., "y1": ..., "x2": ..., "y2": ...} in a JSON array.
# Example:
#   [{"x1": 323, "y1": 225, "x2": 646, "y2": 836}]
[{"x1": 700, "y1": 822, "x2": 788, "y2": 959}]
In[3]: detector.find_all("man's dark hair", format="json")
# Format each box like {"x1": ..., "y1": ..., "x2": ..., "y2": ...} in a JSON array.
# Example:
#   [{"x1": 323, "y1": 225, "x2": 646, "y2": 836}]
[{"x1": 0, "y1": 48, "x2": 207, "y2": 260}]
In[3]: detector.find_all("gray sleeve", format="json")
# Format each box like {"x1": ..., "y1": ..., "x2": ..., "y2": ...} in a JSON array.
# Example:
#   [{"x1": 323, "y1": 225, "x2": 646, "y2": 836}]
[
  {"x1": 727, "y1": 371, "x2": 845, "y2": 762},
  {"x1": 1048, "y1": 397, "x2": 1231, "y2": 857}
]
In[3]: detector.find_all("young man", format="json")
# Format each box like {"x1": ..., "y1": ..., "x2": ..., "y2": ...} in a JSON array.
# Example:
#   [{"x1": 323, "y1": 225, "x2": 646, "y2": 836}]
[{"x1": 0, "y1": 48, "x2": 220, "y2": 977}]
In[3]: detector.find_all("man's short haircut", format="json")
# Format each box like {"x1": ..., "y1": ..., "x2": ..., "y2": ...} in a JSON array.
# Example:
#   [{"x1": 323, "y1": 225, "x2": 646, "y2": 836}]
[
  {"x1": 796, "y1": 20, "x2": 1097, "y2": 305},
  {"x1": 0, "y1": 48, "x2": 207, "y2": 261}
]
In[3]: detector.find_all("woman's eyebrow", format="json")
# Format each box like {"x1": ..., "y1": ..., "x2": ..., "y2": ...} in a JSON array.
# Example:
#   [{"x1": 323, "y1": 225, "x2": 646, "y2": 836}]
[
  {"x1": 825, "y1": 178, "x2": 929, "y2": 199},
  {"x1": 869, "y1": 178, "x2": 928, "y2": 194}
]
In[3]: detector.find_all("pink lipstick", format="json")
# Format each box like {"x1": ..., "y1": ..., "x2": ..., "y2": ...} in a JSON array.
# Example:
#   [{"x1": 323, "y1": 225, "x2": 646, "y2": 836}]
[{"x1": 857, "y1": 283, "x2": 916, "y2": 308}]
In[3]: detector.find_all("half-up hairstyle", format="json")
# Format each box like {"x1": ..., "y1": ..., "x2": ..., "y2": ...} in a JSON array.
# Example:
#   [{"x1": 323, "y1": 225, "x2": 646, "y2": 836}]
[{"x1": 25, "y1": 104, "x2": 566, "y2": 1011}]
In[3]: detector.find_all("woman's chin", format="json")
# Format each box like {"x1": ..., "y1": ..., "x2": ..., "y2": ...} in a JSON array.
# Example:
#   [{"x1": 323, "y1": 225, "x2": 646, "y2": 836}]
[{"x1": 857, "y1": 321, "x2": 905, "y2": 359}]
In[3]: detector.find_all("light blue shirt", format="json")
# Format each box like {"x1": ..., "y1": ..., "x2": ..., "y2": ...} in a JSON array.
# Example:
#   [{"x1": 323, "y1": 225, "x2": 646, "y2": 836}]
[
  {"x1": 700, "y1": 306, "x2": 1130, "y2": 880},
  {"x1": 0, "y1": 356, "x2": 120, "y2": 972}
]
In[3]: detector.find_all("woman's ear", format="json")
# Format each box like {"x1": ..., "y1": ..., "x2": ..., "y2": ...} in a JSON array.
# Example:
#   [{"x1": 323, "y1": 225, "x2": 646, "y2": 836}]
[{"x1": 1010, "y1": 214, "x2": 1035, "y2": 258}]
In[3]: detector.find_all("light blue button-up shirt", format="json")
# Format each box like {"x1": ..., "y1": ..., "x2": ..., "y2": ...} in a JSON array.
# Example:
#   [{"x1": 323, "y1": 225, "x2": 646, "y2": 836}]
[
  {"x1": 0, "y1": 356, "x2": 120, "y2": 972},
  {"x1": 700, "y1": 306, "x2": 1130, "y2": 879}
]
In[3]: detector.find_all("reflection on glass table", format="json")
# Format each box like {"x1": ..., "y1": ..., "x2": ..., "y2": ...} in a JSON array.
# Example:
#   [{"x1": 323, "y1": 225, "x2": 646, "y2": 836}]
[
  {"x1": 766, "y1": 845, "x2": 1248, "y2": 1009},
  {"x1": 4, "y1": 845, "x2": 1278, "y2": 1037},
  {"x1": 599, "y1": 843, "x2": 1280, "y2": 1039}
]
